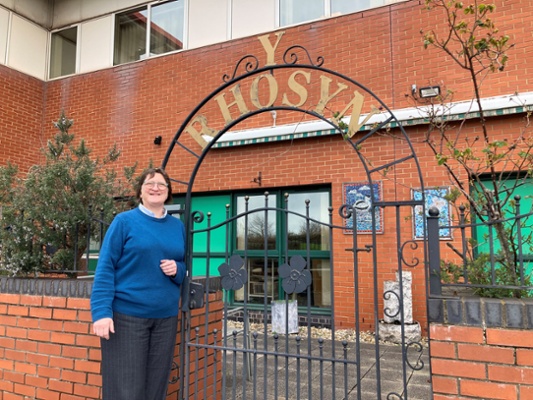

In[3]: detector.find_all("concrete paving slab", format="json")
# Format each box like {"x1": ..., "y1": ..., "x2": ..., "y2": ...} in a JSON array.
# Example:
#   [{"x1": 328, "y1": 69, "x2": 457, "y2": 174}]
[{"x1": 220, "y1": 332, "x2": 432, "y2": 399}]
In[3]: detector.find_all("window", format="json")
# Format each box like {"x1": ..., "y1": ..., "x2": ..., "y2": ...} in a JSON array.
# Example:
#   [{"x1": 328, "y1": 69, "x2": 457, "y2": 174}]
[
  {"x1": 236, "y1": 193, "x2": 277, "y2": 250},
  {"x1": 49, "y1": 27, "x2": 77, "y2": 79},
  {"x1": 280, "y1": 0, "x2": 394, "y2": 26},
  {"x1": 279, "y1": 0, "x2": 324, "y2": 26},
  {"x1": 165, "y1": 203, "x2": 184, "y2": 220},
  {"x1": 331, "y1": 0, "x2": 380, "y2": 15},
  {"x1": 114, "y1": 0, "x2": 184, "y2": 65},
  {"x1": 286, "y1": 191, "x2": 330, "y2": 251},
  {"x1": 182, "y1": 188, "x2": 332, "y2": 310},
  {"x1": 234, "y1": 189, "x2": 331, "y2": 308}
]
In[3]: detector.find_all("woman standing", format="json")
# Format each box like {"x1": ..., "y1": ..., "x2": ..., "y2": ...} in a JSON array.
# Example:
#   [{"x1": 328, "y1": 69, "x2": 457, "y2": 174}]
[{"x1": 91, "y1": 167, "x2": 186, "y2": 400}]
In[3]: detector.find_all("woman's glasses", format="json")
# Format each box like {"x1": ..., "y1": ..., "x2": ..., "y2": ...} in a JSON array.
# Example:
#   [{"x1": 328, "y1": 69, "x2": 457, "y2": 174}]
[{"x1": 143, "y1": 181, "x2": 168, "y2": 189}]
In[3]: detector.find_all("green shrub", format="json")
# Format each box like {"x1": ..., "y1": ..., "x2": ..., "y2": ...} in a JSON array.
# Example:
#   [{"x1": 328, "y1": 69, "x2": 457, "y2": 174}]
[{"x1": 0, "y1": 112, "x2": 136, "y2": 276}]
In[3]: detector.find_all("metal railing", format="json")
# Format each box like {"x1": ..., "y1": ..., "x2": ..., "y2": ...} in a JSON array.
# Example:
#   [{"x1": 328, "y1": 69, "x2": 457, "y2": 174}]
[
  {"x1": 428, "y1": 198, "x2": 533, "y2": 297},
  {"x1": 0, "y1": 206, "x2": 114, "y2": 276},
  {"x1": 72, "y1": 206, "x2": 114, "y2": 275}
]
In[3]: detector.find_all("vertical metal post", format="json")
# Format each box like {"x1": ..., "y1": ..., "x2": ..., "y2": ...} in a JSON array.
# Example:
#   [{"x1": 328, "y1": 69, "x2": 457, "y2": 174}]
[
  {"x1": 85, "y1": 205, "x2": 92, "y2": 274},
  {"x1": 427, "y1": 206, "x2": 442, "y2": 296},
  {"x1": 515, "y1": 195, "x2": 525, "y2": 284}
]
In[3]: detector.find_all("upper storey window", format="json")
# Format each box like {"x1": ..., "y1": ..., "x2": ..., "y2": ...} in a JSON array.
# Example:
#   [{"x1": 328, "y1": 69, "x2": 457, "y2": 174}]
[
  {"x1": 49, "y1": 27, "x2": 78, "y2": 79},
  {"x1": 280, "y1": 0, "x2": 323, "y2": 26},
  {"x1": 114, "y1": 0, "x2": 184, "y2": 66},
  {"x1": 280, "y1": 0, "x2": 394, "y2": 26}
]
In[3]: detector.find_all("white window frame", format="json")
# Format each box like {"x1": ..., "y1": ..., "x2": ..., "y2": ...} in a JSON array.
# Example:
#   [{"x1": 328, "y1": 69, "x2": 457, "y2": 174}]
[
  {"x1": 113, "y1": 0, "x2": 186, "y2": 66},
  {"x1": 278, "y1": 0, "x2": 403, "y2": 27}
]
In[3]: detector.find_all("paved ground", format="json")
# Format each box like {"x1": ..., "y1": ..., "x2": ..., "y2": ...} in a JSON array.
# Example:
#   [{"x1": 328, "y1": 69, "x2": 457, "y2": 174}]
[{"x1": 219, "y1": 332, "x2": 432, "y2": 400}]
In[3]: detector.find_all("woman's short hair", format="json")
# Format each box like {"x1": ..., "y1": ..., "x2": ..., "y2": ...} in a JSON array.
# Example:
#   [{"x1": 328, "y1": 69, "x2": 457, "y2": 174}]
[{"x1": 135, "y1": 167, "x2": 173, "y2": 205}]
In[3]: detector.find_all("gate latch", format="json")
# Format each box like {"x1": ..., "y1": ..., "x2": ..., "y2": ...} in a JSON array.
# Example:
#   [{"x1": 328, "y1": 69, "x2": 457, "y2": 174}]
[{"x1": 187, "y1": 281, "x2": 205, "y2": 310}]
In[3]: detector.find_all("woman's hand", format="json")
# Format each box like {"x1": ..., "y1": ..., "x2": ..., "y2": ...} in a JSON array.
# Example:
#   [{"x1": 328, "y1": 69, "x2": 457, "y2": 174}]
[
  {"x1": 93, "y1": 317, "x2": 114, "y2": 340},
  {"x1": 160, "y1": 259, "x2": 178, "y2": 277}
]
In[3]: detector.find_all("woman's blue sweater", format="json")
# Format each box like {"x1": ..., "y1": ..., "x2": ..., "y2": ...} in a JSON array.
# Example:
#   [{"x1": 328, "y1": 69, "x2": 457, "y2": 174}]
[{"x1": 91, "y1": 207, "x2": 186, "y2": 322}]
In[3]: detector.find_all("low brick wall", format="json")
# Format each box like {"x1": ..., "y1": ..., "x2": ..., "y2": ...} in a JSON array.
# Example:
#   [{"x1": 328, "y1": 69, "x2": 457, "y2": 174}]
[
  {"x1": 0, "y1": 277, "x2": 223, "y2": 400},
  {"x1": 429, "y1": 297, "x2": 533, "y2": 399},
  {"x1": 4, "y1": 276, "x2": 533, "y2": 400}
]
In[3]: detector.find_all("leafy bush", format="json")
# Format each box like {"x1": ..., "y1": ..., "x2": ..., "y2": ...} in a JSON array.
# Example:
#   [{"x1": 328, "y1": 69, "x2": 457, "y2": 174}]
[
  {"x1": 440, "y1": 253, "x2": 532, "y2": 298},
  {"x1": 0, "y1": 112, "x2": 136, "y2": 276}
]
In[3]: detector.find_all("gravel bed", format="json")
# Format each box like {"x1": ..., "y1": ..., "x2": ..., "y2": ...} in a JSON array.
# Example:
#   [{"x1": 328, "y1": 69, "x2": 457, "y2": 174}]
[{"x1": 226, "y1": 320, "x2": 428, "y2": 347}]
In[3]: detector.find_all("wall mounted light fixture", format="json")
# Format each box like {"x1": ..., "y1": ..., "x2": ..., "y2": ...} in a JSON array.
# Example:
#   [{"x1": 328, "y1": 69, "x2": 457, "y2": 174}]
[
  {"x1": 419, "y1": 85, "x2": 441, "y2": 98},
  {"x1": 154, "y1": 136, "x2": 162, "y2": 145}
]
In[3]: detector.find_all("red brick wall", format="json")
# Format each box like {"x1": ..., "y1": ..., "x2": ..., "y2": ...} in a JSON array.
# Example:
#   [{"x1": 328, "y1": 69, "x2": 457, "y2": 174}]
[
  {"x1": 430, "y1": 324, "x2": 533, "y2": 400},
  {"x1": 29, "y1": 0, "x2": 533, "y2": 168},
  {"x1": 0, "y1": 284, "x2": 223, "y2": 400},
  {"x1": 4, "y1": 284, "x2": 533, "y2": 400},
  {"x1": 1, "y1": 0, "x2": 533, "y2": 333},
  {"x1": 0, "y1": 65, "x2": 44, "y2": 173}
]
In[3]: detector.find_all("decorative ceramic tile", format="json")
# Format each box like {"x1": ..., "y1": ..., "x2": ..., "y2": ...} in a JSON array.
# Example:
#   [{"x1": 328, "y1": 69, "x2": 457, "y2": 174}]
[
  {"x1": 342, "y1": 181, "x2": 383, "y2": 234},
  {"x1": 412, "y1": 187, "x2": 452, "y2": 240}
]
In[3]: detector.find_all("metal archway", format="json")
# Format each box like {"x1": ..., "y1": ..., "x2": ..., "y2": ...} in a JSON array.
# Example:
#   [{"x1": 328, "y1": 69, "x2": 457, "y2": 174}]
[{"x1": 162, "y1": 33, "x2": 430, "y2": 400}]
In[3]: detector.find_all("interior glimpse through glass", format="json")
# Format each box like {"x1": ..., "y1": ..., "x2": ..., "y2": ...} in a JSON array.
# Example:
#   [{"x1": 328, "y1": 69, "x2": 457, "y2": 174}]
[
  {"x1": 234, "y1": 190, "x2": 332, "y2": 309},
  {"x1": 50, "y1": 27, "x2": 77, "y2": 79},
  {"x1": 114, "y1": 1, "x2": 183, "y2": 65},
  {"x1": 114, "y1": 7, "x2": 147, "y2": 65},
  {"x1": 150, "y1": 1, "x2": 184, "y2": 55}
]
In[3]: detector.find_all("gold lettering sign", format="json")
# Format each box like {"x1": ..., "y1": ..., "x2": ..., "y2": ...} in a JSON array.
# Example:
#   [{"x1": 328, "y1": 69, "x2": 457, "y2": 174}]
[
  {"x1": 257, "y1": 31, "x2": 285, "y2": 66},
  {"x1": 184, "y1": 115, "x2": 218, "y2": 148},
  {"x1": 332, "y1": 91, "x2": 381, "y2": 138},
  {"x1": 185, "y1": 32, "x2": 377, "y2": 148},
  {"x1": 282, "y1": 71, "x2": 310, "y2": 107},
  {"x1": 250, "y1": 74, "x2": 278, "y2": 109},
  {"x1": 214, "y1": 85, "x2": 250, "y2": 125}
]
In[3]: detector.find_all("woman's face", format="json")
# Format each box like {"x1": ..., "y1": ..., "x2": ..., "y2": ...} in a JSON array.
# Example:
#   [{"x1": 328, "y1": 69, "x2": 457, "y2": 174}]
[{"x1": 140, "y1": 172, "x2": 169, "y2": 209}]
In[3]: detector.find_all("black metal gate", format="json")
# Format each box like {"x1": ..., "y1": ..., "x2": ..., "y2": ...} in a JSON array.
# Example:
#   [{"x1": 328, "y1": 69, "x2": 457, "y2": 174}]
[{"x1": 162, "y1": 34, "x2": 431, "y2": 400}]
